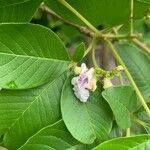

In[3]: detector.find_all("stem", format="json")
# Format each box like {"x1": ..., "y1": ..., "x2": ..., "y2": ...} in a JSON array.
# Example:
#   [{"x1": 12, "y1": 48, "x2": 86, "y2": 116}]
[
  {"x1": 91, "y1": 38, "x2": 98, "y2": 68},
  {"x1": 126, "y1": 128, "x2": 130, "y2": 137},
  {"x1": 131, "y1": 115, "x2": 147, "y2": 127},
  {"x1": 129, "y1": 0, "x2": 134, "y2": 37},
  {"x1": 119, "y1": 73, "x2": 124, "y2": 85},
  {"x1": 105, "y1": 39, "x2": 150, "y2": 117},
  {"x1": 58, "y1": 0, "x2": 100, "y2": 35},
  {"x1": 132, "y1": 38, "x2": 150, "y2": 55},
  {"x1": 83, "y1": 40, "x2": 95, "y2": 57},
  {"x1": 115, "y1": 60, "x2": 124, "y2": 85}
]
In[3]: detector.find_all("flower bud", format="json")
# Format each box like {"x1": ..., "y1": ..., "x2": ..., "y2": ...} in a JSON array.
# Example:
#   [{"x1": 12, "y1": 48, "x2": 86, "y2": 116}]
[
  {"x1": 74, "y1": 66, "x2": 81, "y2": 75},
  {"x1": 116, "y1": 65, "x2": 124, "y2": 71},
  {"x1": 103, "y1": 78, "x2": 113, "y2": 89}
]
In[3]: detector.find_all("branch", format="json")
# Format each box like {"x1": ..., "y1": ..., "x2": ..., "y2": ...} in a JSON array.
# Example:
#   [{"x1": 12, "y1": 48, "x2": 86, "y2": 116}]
[
  {"x1": 58, "y1": 0, "x2": 101, "y2": 35},
  {"x1": 40, "y1": 5, "x2": 95, "y2": 37}
]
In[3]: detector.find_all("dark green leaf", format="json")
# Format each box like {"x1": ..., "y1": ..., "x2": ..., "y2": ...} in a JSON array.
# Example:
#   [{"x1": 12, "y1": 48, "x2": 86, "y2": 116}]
[
  {"x1": 0, "y1": 23, "x2": 70, "y2": 89},
  {"x1": 61, "y1": 76, "x2": 113, "y2": 144},
  {"x1": 18, "y1": 120, "x2": 81, "y2": 150},
  {"x1": 72, "y1": 42, "x2": 85, "y2": 62},
  {"x1": 102, "y1": 86, "x2": 139, "y2": 128},
  {"x1": 2, "y1": 72, "x2": 66, "y2": 149},
  {"x1": 0, "y1": 0, "x2": 43, "y2": 23},
  {"x1": 45, "y1": 0, "x2": 150, "y2": 27}
]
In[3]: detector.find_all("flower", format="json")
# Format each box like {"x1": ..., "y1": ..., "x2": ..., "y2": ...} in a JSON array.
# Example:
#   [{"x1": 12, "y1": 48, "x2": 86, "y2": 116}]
[{"x1": 71, "y1": 63, "x2": 97, "y2": 103}]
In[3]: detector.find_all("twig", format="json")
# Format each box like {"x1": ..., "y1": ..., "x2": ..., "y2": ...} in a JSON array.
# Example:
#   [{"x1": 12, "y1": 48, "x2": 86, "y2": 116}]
[
  {"x1": 132, "y1": 38, "x2": 150, "y2": 55},
  {"x1": 58, "y1": 0, "x2": 101, "y2": 35},
  {"x1": 129, "y1": 0, "x2": 134, "y2": 37},
  {"x1": 40, "y1": 5, "x2": 95, "y2": 37}
]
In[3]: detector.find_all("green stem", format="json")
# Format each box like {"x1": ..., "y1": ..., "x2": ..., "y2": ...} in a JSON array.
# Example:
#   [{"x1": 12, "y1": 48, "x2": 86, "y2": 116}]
[
  {"x1": 83, "y1": 40, "x2": 95, "y2": 57},
  {"x1": 129, "y1": 0, "x2": 134, "y2": 37},
  {"x1": 105, "y1": 39, "x2": 150, "y2": 117},
  {"x1": 132, "y1": 38, "x2": 150, "y2": 55},
  {"x1": 126, "y1": 128, "x2": 130, "y2": 137},
  {"x1": 131, "y1": 115, "x2": 147, "y2": 127},
  {"x1": 91, "y1": 38, "x2": 98, "y2": 68},
  {"x1": 58, "y1": 0, "x2": 100, "y2": 35}
]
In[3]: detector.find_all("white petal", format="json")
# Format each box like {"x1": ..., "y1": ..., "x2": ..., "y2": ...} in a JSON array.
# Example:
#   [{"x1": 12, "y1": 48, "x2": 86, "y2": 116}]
[
  {"x1": 71, "y1": 77, "x2": 78, "y2": 85},
  {"x1": 79, "y1": 88, "x2": 90, "y2": 102},
  {"x1": 80, "y1": 63, "x2": 88, "y2": 74},
  {"x1": 85, "y1": 68, "x2": 94, "y2": 80}
]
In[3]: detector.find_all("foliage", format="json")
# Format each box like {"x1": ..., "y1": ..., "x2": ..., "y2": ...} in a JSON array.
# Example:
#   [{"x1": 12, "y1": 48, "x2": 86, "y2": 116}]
[{"x1": 0, "y1": 0, "x2": 150, "y2": 150}]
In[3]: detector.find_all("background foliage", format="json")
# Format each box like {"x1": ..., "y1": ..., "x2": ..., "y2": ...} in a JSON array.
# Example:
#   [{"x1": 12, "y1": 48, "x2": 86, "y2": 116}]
[{"x1": 0, "y1": 0, "x2": 150, "y2": 150}]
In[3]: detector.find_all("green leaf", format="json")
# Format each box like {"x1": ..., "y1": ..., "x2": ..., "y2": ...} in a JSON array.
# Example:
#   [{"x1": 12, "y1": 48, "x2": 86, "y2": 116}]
[
  {"x1": 137, "y1": 0, "x2": 150, "y2": 4},
  {"x1": 102, "y1": 86, "x2": 139, "y2": 129},
  {"x1": 19, "y1": 119, "x2": 99, "y2": 150},
  {"x1": 18, "y1": 120, "x2": 81, "y2": 150},
  {"x1": 1, "y1": 72, "x2": 66, "y2": 150},
  {"x1": 72, "y1": 42, "x2": 85, "y2": 62},
  {"x1": 0, "y1": 0, "x2": 43, "y2": 23},
  {"x1": 115, "y1": 42, "x2": 150, "y2": 101},
  {"x1": 92, "y1": 134, "x2": 150, "y2": 150},
  {"x1": 134, "y1": 104, "x2": 150, "y2": 134},
  {"x1": 0, "y1": 146, "x2": 7, "y2": 150},
  {"x1": 45, "y1": 0, "x2": 150, "y2": 27},
  {"x1": 61, "y1": 76, "x2": 113, "y2": 144},
  {"x1": 0, "y1": 23, "x2": 70, "y2": 89}
]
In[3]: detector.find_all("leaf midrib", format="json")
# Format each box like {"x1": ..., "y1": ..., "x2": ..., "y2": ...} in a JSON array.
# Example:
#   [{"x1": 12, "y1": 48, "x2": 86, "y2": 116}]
[
  {"x1": 0, "y1": 0, "x2": 31, "y2": 8},
  {"x1": 0, "y1": 52, "x2": 70, "y2": 63}
]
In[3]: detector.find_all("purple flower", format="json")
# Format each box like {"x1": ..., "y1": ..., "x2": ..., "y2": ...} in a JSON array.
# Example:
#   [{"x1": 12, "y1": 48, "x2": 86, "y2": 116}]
[{"x1": 71, "y1": 63, "x2": 97, "y2": 102}]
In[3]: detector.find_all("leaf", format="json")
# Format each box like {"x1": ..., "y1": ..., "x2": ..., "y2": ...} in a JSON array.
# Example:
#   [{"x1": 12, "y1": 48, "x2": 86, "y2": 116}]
[
  {"x1": 108, "y1": 122, "x2": 122, "y2": 139},
  {"x1": 137, "y1": 0, "x2": 150, "y2": 4},
  {"x1": 72, "y1": 42, "x2": 85, "y2": 62},
  {"x1": 115, "y1": 42, "x2": 150, "y2": 101},
  {"x1": 0, "y1": 0, "x2": 43, "y2": 23},
  {"x1": 102, "y1": 86, "x2": 139, "y2": 129},
  {"x1": 0, "y1": 23, "x2": 70, "y2": 89},
  {"x1": 61, "y1": 76, "x2": 113, "y2": 144},
  {"x1": 1, "y1": 72, "x2": 66, "y2": 150},
  {"x1": 0, "y1": 146, "x2": 7, "y2": 150},
  {"x1": 18, "y1": 120, "x2": 81, "y2": 150},
  {"x1": 45, "y1": 0, "x2": 150, "y2": 27},
  {"x1": 134, "y1": 103, "x2": 150, "y2": 134},
  {"x1": 19, "y1": 119, "x2": 99, "y2": 150},
  {"x1": 92, "y1": 134, "x2": 150, "y2": 150}
]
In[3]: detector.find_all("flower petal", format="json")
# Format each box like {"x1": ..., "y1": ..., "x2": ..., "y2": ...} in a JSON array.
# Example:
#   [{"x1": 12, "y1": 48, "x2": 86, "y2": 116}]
[{"x1": 80, "y1": 63, "x2": 88, "y2": 74}]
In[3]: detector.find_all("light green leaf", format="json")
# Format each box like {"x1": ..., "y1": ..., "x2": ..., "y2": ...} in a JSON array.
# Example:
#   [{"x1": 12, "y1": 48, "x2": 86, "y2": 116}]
[
  {"x1": 102, "y1": 86, "x2": 139, "y2": 129},
  {"x1": 2, "y1": 72, "x2": 66, "y2": 150},
  {"x1": 92, "y1": 134, "x2": 150, "y2": 150},
  {"x1": 61, "y1": 76, "x2": 113, "y2": 144},
  {"x1": 116, "y1": 42, "x2": 150, "y2": 101},
  {"x1": 45, "y1": 0, "x2": 150, "y2": 27},
  {"x1": 0, "y1": 23, "x2": 70, "y2": 89},
  {"x1": 0, "y1": 0, "x2": 43, "y2": 23},
  {"x1": 18, "y1": 120, "x2": 81, "y2": 150},
  {"x1": 72, "y1": 42, "x2": 85, "y2": 62}
]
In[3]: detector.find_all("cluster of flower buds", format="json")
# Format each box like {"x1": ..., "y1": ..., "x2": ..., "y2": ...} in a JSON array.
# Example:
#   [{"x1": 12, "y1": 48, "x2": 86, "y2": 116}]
[{"x1": 71, "y1": 63, "x2": 97, "y2": 103}]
